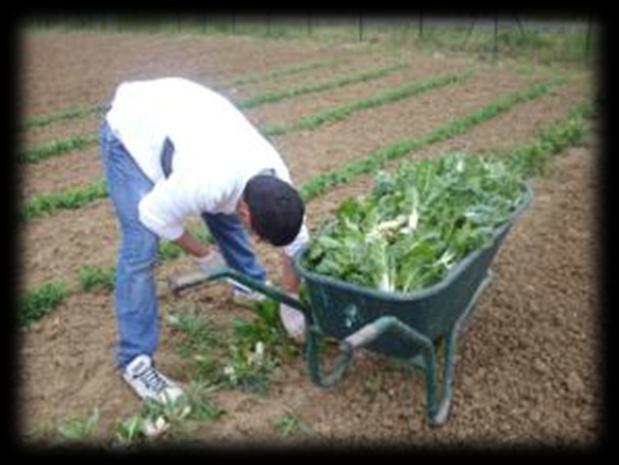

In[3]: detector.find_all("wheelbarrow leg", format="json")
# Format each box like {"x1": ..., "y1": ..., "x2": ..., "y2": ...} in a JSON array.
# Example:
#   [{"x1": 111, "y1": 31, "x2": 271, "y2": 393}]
[
  {"x1": 420, "y1": 270, "x2": 494, "y2": 426},
  {"x1": 304, "y1": 311, "x2": 458, "y2": 424},
  {"x1": 306, "y1": 322, "x2": 354, "y2": 388},
  {"x1": 418, "y1": 329, "x2": 455, "y2": 426}
]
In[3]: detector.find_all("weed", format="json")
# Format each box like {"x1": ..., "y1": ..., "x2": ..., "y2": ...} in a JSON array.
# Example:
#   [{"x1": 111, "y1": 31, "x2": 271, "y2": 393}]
[
  {"x1": 19, "y1": 281, "x2": 67, "y2": 326},
  {"x1": 57, "y1": 408, "x2": 100, "y2": 442},
  {"x1": 168, "y1": 311, "x2": 224, "y2": 358},
  {"x1": 271, "y1": 412, "x2": 313, "y2": 437},
  {"x1": 221, "y1": 299, "x2": 300, "y2": 394},
  {"x1": 184, "y1": 380, "x2": 226, "y2": 421},
  {"x1": 114, "y1": 414, "x2": 147, "y2": 446},
  {"x1": 79, "y1": 265, "x2": 116, "y2": 291}
]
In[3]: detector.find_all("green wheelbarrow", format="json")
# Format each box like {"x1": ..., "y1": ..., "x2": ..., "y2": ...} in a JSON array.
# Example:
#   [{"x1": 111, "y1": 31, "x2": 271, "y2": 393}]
[{"x1": 170, "y1": 183, "x2": 533, "y2": 426}]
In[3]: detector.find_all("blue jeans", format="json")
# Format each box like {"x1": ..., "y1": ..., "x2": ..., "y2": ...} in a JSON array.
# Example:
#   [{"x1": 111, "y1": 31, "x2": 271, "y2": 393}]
[{"x1": 99, "y1": 120, "x2": 266, "y2": 368}]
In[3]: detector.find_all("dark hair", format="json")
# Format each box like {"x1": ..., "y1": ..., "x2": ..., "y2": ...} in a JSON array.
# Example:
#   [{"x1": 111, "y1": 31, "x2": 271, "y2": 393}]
[{"x1": 243, "y1": 174, "x2": 305, "y2": 247}]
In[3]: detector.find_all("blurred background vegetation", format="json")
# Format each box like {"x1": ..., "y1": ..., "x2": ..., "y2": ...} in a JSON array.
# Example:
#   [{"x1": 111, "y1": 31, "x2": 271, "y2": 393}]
[{"x1": 22, "y1": 14, "x2": 598, "y2": 65}]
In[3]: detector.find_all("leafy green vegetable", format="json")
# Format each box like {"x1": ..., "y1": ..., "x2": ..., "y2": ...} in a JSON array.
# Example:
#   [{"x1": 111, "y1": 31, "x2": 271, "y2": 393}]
[{"x1": 302, "y1": 153, "x2": 527, "y2": 293}]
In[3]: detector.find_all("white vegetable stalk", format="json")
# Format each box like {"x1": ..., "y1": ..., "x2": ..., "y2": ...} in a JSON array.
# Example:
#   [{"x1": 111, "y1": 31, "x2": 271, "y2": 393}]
[
  {"x1": 400, "y1": 187, "x2": 420, "y2": 235},
  {"x1": 366, "y1": 217, "x2": 403, "y2": 241},
  {"x1": 437, "y1": 250, "x2": 456, "y2": 270},
  {"x1": 379, "y1": 271, "x2": 391, "y2": 292},
  {"x1": 247, "y1": 341, "x2": 265, "y2": 367},
  {"x1": 143, "y1": 416, "x2": 169, "y2": 438},
  {"x1": 408, "y1": 206, "x2": 419, "y2": 231},
  {"x1": 224, "y1": 365, "x2": 237, "y2": 384}
]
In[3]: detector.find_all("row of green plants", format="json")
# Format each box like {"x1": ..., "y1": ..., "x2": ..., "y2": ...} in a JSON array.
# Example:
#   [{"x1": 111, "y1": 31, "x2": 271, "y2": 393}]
[
  {"x1": 19, "y1": 59, "x2": 324, "y2": 131},
  {"x1": 223, "y1": 58, "x2": 335, "y2": 88},
  {"x1": 298, "y1": 77, "x2": 564, "y2": 201},
  {"x1": 21, "y1": 51, "x2": 378, "y2": 131},
  {"x1": 22, "y1": 179, "x2": 107, "y2": 221},
  {"x1": 18, "y1": 97, "x2": 592, "y2": 329},
  {"x1": 20, "y1": 134, "x2": 99, "y2": 164},
  {"x1": 237, "y1": 62, "x2": 408, "y2": 109},
  {"x1": 19, "y1": 61, "x2": 410, "y2": 163},
  {"x1": 21, "y1": 106, "x2": 107, "y2": 131},
  {"x1": 20, "y1": 67, "x2": 470, "y2": 220},
  {"x1": 263, "y1": 69, "x2": 472, "y2": 136}
]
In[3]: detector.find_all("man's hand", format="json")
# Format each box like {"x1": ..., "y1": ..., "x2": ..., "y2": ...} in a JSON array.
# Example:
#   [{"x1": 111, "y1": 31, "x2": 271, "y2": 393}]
[
  {"x1": 279, "y1": 296, "x2": 306, "y2": 344},
  {"x1": 196, "y1": 250, "x2": 226, "y2": 276}
]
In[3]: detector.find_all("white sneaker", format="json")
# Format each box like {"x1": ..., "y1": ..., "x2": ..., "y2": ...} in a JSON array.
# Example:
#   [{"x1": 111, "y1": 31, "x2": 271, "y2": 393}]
[
  {"x1": 122, "y1": 355, "x2": 185, "y2": 404},
  {"x1": 279, "y1": 304, "x2": 306, "y2": 343}
]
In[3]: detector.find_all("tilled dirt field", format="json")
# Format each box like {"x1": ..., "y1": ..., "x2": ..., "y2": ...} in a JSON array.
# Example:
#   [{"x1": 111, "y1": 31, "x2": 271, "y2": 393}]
[{"x1": 17, "y1": 29, "x2": 601, "y2": 449}]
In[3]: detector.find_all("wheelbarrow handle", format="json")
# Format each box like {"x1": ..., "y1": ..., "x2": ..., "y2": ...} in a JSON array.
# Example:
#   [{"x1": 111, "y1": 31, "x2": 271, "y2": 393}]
[{"x1": 169, "y1": 266, "x2": 308, "y2": 315}]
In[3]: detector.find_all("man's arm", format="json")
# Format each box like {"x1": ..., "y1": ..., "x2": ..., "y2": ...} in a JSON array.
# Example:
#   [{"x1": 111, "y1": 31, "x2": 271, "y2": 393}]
[
  {"x1": 173, "y1": 230, "x2": 211, "y2": 258},
  {"x1": 280, "y1": 252, "x2": 300, "y2": 294},
  {"x1": 139, "y1": 173, "x2": 219, "y2": 260}
]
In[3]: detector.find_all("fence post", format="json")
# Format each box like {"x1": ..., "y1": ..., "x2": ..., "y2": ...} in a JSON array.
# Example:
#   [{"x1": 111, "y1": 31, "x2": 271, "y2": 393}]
[
  {"x1": 266, "y1": 14, "x2": 271, "y2": 36},
  {"x1": 307, "y1": 14, "x2": 312, "y2": 36},
  {"x1": 514, "y1": 15, "x2": 526, "y2": 36},
  {"x1": 493, "y1": 15, "x2": 499, "y2": 56},
  {"x1": 419, "y1": 14, "x2": 423, "y2": 39},
  {"x1": 231, "y1": 15, "x2": 236, "y2": 34},
  {"x1": 463, "y1": 16, "x2": 477, "y2": 48},
  {"x1": 585, "y1": 12, "x2": 592, "y2": 61},
  {"x1": 358, "y1": 14, "x2": 364, "y2": 41}
]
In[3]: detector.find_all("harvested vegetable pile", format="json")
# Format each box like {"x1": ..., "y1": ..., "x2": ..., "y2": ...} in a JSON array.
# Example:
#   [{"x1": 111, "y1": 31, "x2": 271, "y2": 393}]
[{"x1": 302, "y1": 153, "x2": 528, "y2": 292}]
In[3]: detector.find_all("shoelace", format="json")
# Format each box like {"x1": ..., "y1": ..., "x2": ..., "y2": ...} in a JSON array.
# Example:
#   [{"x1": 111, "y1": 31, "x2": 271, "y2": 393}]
[{"x1": 136, "y1": 366, "x2": 169, "y2": 394}]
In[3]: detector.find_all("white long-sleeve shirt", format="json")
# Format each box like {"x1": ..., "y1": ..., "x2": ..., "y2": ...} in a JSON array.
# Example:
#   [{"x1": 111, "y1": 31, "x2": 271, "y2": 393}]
[{"x1": 106, "y1": 77, "x2": 309, "y2": 257}]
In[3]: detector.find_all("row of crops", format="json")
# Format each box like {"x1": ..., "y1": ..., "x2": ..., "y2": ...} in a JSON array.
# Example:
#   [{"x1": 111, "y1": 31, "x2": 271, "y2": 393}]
[{"x1": 19, "y1": 49, "x2": 593, "y2": 328}]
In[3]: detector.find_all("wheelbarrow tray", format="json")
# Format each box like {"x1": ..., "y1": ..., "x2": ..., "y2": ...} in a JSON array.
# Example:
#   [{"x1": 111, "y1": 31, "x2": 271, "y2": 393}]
[{"x1": 294, "y1": 182, "x2": 534, "y2": 360}]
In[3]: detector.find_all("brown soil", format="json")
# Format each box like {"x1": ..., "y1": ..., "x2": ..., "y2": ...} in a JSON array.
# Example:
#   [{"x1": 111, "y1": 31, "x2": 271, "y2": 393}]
[{"x1": 17, "y1": 29, "x2": 601, "y2": 449}]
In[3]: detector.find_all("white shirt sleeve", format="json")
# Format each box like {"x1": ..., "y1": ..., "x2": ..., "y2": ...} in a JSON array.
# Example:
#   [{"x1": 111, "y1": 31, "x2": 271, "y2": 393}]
[
  {"x1": 138, "y1": 181, "x2": 186, "y2": 241},
  {"x1": 138, "y1": 171, "x2": 229, "y2": 241}
]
